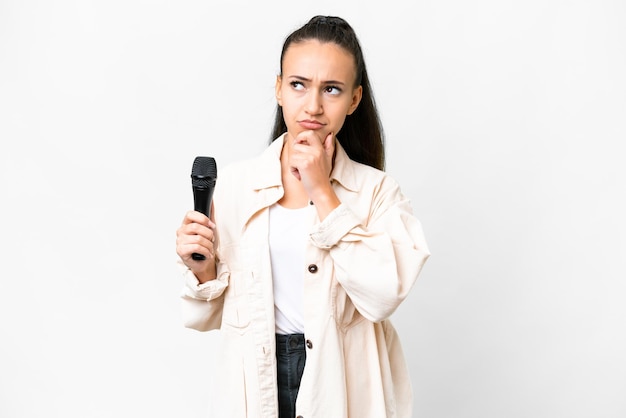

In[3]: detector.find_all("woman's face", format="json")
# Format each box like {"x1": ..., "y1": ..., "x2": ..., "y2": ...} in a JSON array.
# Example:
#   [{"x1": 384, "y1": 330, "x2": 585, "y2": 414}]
[{"x1": 275, "y1": 40, "x2": 362, "y2": 142}]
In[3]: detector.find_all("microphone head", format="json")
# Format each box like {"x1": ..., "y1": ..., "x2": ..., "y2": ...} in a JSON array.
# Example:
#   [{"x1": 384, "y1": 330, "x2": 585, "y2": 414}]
[{"x1": 191, "y1": 156, "x2": 217, "y2": 188}]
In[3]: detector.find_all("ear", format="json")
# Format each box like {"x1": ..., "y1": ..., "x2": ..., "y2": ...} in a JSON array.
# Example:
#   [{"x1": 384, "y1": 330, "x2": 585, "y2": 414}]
[
  {"x1": 275, "y1": 75, "x2": 283, "y2": 106},
  {"x1": 347, "y1": 85, "x2": 363, "y2": 115}
]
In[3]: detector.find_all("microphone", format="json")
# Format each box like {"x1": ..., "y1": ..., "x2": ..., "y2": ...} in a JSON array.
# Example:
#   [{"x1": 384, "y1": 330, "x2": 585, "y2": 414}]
[{"x1": 191, "y1": 156, "x2": 217, "y2": 261}]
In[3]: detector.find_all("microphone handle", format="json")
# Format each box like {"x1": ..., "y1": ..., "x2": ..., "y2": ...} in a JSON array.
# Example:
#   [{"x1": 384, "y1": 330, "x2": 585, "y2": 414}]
[{"x1": 192, "y1": 185, "x2": 215, "y2": 261}]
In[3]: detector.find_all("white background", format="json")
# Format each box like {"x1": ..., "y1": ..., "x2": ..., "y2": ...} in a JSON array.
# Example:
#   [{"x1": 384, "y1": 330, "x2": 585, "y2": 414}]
[{"x1": 1, "y1": 1, "x2": 625, "y2": 417}]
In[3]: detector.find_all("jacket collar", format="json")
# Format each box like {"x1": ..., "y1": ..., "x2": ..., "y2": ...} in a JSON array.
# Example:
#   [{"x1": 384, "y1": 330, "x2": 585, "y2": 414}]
[
  {"x1": 249, "y1": 134, "x2": 285, "y2": 192},
  {"x1": 328, "y1": 139, "x2": 359, "y2": 193}
]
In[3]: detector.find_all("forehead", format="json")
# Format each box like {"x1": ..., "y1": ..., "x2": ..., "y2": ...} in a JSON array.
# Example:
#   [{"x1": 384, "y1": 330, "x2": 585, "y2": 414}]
[{"x1": 282, "y1": 40, "x2": 357, "y2": 82}]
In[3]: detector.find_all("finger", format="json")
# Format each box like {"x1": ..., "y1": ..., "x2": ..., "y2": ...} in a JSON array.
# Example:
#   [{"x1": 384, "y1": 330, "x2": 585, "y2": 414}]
[
  {"x1": 183, "y1": 210, "x2": 210, "y2": 226},
  {"x1": 290, "y1": 166, "x2": 301, "y2": 181},
  {"x1": 177, "y1": 229, "x2": 215, "y2": 256},
  {"x1": 178, "y1": 242, "x2": 214, "y2": 261},
  {"x1": 323, "y1": 131, "x2": 335, "y2": 156},
  {"x1": 177, "y1": 223, "x2": 214, "y2": 257},
  {"x1": 294, "y1": 130, "x2": 325, "y2": 146},
  {"x1": 294, "y1": 135, "x2": 308, "y2": 145}
]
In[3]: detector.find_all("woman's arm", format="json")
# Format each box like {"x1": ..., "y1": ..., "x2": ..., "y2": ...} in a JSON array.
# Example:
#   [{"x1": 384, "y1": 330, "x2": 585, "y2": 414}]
[{"x1": 310, "y1": 178, "x2": 430, "y2": 323}]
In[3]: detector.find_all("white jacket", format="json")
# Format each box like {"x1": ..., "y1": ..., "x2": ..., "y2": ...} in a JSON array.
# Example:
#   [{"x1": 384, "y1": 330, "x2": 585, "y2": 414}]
[{"x1": 180, "y1": 135, "x2": 430, "y2": 417}]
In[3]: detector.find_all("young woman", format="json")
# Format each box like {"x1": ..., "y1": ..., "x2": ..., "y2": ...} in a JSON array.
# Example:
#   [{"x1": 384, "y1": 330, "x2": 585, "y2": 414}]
[{"x1": 176, "y1": 15, "x2": 430, "y2": 418}]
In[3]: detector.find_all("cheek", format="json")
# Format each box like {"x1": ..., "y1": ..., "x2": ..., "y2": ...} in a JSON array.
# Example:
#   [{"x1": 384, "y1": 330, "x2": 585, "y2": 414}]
[
  {"x1": 330, "y1": 116, "x2": 348, "y2": 134},
  {"x1": 279, "y1": 92, "x2": 297, "y2": 114},
  {"x1": 328, "y1": 105, "x2": 350, "y2": 126},
  {"x1": 281, "y1": 101, "x2": 296, "y2": 122}
]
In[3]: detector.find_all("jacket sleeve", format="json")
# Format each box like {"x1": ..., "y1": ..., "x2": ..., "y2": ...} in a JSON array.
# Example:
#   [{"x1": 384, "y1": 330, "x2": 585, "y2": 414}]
[
  {"x1": 178, "y1": 260, "x2": 228, "y2": 331},
  {"x1": 309, "y1": 177, "x2": 430, "y2": 323}
]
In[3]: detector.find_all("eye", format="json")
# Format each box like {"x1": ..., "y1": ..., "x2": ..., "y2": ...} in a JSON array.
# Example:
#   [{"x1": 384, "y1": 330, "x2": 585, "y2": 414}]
[
  {"x1": 324, "y1": 85, "x2": 342, "y2": 95},
  {"x1": 290, "y1": 81, "x2": 305, "y2": 91}
]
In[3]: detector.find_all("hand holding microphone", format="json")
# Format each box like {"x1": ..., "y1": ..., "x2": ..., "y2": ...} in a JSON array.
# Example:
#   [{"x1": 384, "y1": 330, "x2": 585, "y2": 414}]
[{"x1": 175, "y1": 156, "x2": 218, "y2": 282}]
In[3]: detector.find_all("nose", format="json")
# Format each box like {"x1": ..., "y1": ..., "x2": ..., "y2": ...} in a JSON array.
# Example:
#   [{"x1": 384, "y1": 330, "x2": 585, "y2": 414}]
[{"x1": 305, "y1": 92, "x2": 323, "y2": 115}]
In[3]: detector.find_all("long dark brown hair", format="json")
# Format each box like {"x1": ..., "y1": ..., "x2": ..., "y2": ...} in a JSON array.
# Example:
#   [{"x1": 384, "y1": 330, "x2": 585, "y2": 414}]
[{"x1": 269, "y1": 15, "x2": 385, "y2": 171}]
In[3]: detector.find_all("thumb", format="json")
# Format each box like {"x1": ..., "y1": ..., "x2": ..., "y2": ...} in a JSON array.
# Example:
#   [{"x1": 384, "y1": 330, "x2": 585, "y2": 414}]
[{"x1": 323, "y1": 132, "x2": 335, "y2": 156}]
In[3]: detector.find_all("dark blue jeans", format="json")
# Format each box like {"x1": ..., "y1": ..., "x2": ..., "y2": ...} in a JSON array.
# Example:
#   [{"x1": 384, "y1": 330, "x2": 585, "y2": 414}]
[{"x1": 275, "y1": 333, "x2": 306, "y2": 418}]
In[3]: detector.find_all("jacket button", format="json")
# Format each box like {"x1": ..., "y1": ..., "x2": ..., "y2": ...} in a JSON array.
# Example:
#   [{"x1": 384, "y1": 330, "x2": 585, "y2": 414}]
[
  {"x1": 307, "y1": 264, "x2": 318, "y2": 274},
  {"x1": 306, "y1": 339, "x2": 313, "y2": 349}
]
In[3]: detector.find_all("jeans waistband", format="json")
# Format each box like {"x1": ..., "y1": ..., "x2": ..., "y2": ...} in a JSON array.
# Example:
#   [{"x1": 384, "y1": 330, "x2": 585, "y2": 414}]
[{"x1": 276, "y1": 333, "x2": 305, "y2": 354}]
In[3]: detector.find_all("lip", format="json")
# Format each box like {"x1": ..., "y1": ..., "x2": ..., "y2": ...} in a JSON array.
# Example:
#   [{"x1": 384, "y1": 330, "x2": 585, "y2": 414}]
[{"x1": 297, "y1": 119, "x2": 326, "y2": 130}]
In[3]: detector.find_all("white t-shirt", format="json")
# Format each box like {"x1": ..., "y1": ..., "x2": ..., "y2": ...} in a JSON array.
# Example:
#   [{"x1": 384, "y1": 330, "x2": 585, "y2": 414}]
[{"x1": 268, "y1": 203, "x2": 312, "y2": 335}]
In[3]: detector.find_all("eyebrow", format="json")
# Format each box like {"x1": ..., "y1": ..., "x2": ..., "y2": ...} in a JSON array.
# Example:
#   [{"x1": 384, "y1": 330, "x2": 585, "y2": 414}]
[{"x1": 288, "y1": 75, "x2": 347, "y2": 86}]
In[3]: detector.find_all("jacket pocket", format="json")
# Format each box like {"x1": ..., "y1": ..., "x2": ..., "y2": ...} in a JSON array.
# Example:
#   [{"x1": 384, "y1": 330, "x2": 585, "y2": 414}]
[
  {"x1": 332, "y1": 280, "x2": 366, "y2": 331},
  {"x1": 221, "y1": 271, "x2": 252, "y2": 333}
]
